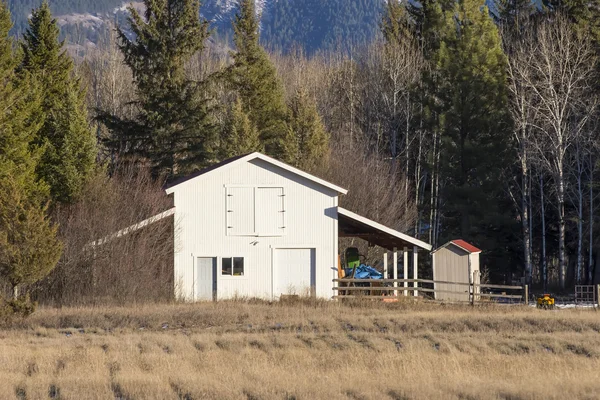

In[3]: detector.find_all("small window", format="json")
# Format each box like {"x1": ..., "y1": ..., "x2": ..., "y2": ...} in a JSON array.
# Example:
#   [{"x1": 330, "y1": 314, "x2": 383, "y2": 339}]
[{"x1": 222, "y1": 257, "x2": 244, "y2": 276}]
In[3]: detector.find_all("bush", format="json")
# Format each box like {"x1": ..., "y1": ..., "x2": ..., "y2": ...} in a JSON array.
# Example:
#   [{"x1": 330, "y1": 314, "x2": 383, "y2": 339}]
[{"x1": 1, "y1": 294, "x2": 37, "y2": 319}]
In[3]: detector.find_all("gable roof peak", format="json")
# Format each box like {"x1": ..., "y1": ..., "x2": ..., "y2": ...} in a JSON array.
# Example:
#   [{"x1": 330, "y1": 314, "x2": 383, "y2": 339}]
[
  {"x1": 432, "y1": 239, "x2": 482, "y2": 254},
  {"x1": 165, "y1": 152, "x2": 348, "y2": 195}
]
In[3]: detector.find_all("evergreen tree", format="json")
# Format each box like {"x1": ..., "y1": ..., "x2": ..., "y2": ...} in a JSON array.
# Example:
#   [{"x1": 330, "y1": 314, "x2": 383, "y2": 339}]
[
  {"x1": 19, "y1": 1, "x2": 96, "y2": 204},
  {"x1": 407, "y1": 0, "x2": 453, "y2": 54},
  {"x1": 542, "y1": 0, "x2": 600, "y2": 43},
  {"x1": 288, "y1": 88, "x2": 329, "y2": 171},
  {"x1": 0, "y1": 1, "x2": 46, "y2": 201},
  {"x1": 381, "y1": 0, "x2": 413, "y2": 46},
  {"x1": 0, "y1": 175, "x2": 62, "y2": 300},
  {"x1": 99, "y1": 0, "x2": 217, "y2": 180},
  {"x1": 0, "y1": 3, "x2": 61, "y2": 301},
  {"x1": 493, "y1": 0, "x2": 535, "y2": 29},
  {"x1": 220, "y1": 97, "x2": 263, "y2": 159},
  {"x1": 433, "y1": 0, "x2": 516, "y2": 261},
  {"x1": 229, "y1": 0, "x2": 294, "y2": 163}
]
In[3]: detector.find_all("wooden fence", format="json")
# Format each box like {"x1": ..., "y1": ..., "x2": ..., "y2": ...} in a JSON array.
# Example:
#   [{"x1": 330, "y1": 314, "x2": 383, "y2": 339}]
[{"x1": 333, "y1": 278, "x2": 528, "y2": 305}]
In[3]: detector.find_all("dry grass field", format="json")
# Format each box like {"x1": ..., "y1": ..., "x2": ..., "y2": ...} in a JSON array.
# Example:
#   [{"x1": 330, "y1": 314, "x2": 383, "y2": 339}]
[{"x1": 1, "y1": 299, "x2": 600, "y2": 400}]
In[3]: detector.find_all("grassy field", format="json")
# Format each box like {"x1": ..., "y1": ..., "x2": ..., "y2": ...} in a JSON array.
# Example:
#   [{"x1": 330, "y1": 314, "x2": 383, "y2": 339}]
[{"x1": 1, "y1": 299, "x2": 600, "y2": 400}]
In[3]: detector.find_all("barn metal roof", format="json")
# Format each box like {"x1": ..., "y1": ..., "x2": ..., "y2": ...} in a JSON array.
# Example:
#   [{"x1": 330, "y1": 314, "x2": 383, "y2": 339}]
[
  {"x1": 432, "y1": 239, "x2": 482, "y2": 254},
  {"x1": 165, "y1": 152, "x2": 348, "y2": 195},
  {"x1": 337, "y1": 207, "x2": 432, "y2": 252}
]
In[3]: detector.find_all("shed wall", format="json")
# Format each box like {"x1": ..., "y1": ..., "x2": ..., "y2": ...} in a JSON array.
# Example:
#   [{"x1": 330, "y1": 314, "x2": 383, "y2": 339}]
[
  {"x1": 172, "y1": 159, "x2": 338, "y2": 300},
  {"x1": 433, "y1": 245, "x2": 471, "y2": 301}
]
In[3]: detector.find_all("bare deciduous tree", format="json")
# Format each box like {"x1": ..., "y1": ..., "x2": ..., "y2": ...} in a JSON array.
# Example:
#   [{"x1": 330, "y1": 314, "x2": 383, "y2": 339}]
[
  {"x1": 34, "y1": 166, "x2": 175, "y2": 306},
  {"x1": 510, "y1": 15, "x2": 597, "y2": 288}
]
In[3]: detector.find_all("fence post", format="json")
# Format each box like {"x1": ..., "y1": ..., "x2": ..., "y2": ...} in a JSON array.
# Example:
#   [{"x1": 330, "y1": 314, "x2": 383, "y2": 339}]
[
  {"x1": 597, "y1": 284, "x2": 600, "y2": 308},
  {"x1": 473, "y1": 271, "x2": 478, "y2": 303},
  {"x1": 524, "y1": 285, "x2": 529, "y2": 306},
  {"x1": 470, "y1": 279, "x2": 474, "y2": 306}
]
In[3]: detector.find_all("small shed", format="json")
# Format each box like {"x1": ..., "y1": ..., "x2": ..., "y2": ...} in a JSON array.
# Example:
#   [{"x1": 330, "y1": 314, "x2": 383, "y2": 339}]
[{"x1": 432, "y1": 240, "x2": 481, "y2": 301}]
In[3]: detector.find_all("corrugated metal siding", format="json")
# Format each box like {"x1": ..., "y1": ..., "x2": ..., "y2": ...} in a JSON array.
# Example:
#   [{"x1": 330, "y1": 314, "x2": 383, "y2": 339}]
[
  {"x1": 433, "y1": 245, "x2": 470, "y2": 301},
  {"x1": 172, "y1": 158, "x2": 338, "y2": 300}
]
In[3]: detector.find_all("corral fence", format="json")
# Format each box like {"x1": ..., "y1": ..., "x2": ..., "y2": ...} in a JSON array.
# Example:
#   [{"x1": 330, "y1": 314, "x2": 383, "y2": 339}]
[
  {"x1": 333, "y1": 277, "x2": 527, "y2": 305},
  {"x1": 575, "y1": 285, "x2": 598, "y2": 306}
]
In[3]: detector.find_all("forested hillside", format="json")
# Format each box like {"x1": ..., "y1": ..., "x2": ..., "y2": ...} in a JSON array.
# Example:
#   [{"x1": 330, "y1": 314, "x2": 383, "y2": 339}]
[
  {"x1": 7, "y1": 0, "x2": 385, "y2": 54},
  {"x1": 7, "y1": 0, "x2": 124, "y2": 34},
  {"x1": 261, "y1": 0, "x2": 384, "y2": 53}
]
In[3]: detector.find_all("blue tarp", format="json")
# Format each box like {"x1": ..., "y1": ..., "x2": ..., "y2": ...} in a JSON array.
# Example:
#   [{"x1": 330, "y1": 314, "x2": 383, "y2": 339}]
[{"x1": 344, "y1": 264, "x2": 383, "y2": 279}]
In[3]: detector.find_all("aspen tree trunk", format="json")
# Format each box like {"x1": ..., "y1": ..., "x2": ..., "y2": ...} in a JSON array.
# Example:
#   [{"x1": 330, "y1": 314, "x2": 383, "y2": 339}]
[
  {"x1": 433, "y1": 139, "x2": 441, "y2": 248},
  {"x1": 414, "y1": 127, "x2": 423, "y2": 238},
  {"x1": 576, "y1": 152, "x2": 584, "y2": 284},
  {"x1": 405, "y1": 92, "x2": 410, "y2": 213},
  {"x1": 391, "y1": 76, "x2": 398, "y2": 158},
  {"x1": 429, "y1": 129, "x2": 438, "y2": 245},
  {"x1": 541, "y1": 176, "x2": 547, "y2": 291},
  {"x1": 589, "y1": 155, "x2": 594, "y2": 284},
  {"x1": 349, "y1": 57, "x2": 355, "y2": 145},
  {"x1": 557, "y1": 164, "x2": 567, "y2": 290},
  {"x1": 529, "y1": 173, "x2": 534, "y2": 281},
  {"x1": 521, "y1": 153, "x2": 532, "y2": 284}
]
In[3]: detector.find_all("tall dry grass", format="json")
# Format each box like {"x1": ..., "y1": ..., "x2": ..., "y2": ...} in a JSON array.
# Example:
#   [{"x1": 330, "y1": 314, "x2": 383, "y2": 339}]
[{"x1": 1, "y1": 300, "x2": 599, "y2": 399}]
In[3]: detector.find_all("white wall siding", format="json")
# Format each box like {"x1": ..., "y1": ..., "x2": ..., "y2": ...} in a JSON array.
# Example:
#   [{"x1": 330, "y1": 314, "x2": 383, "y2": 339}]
[{"x1": 172, "y1": 159, "x2": 338, "y2": 300}]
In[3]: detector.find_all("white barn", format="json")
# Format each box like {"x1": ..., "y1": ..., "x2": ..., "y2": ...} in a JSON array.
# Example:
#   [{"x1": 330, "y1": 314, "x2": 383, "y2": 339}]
[{"x1": 162, "y1": 152, "x2": 431, "y2": 301}]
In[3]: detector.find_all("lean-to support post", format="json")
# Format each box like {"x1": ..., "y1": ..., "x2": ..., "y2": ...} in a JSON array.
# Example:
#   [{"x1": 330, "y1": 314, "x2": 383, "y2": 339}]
[
  {"x1": 393, "y1": 248, "x2": 398, "y2": 296},
  {"x1": 383, "y1": 252, "x2": 388, "y2": 280},
  {"x1": 403, "y1": 247, "x2": 408, "y2": 296},
  {"x1": 413, "y1": 246, "x2": 418, "y2": 297}
]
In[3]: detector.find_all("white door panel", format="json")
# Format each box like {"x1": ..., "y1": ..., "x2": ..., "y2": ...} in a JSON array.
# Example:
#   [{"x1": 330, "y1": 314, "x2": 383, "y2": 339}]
[
  {"x1": 256, "y1": 187, "x2": 284, "y2": 236},
  {"x1": 273, "y1": 248, "x2": 315, "y2": 298},
  {"x1": 196, "y1": 257, "x2": 216, "y2": 301}
]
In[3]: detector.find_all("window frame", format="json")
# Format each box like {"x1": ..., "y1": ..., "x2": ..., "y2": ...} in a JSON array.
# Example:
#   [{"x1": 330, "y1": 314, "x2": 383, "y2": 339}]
[{"x1": 220, "y1": 256, "x2": 246, "y2": 278}]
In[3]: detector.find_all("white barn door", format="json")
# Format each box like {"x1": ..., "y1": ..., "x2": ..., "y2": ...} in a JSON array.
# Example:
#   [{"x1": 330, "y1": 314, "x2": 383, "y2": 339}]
[
  {"x1": 196, "y1": 257, "x2": 216, "y2": 301},
  {"x1": 255, "y1": 187, "x2": 284, "y2": 236},
  {"x1": 273, "y1": 248, "x2": 315, "y2": 298}
]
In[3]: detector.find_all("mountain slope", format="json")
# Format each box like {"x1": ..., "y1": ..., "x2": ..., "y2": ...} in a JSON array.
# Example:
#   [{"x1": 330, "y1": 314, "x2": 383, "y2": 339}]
[
  {"x1": 7, "y1": 0, "x2": 124, "y2": 34},
  {"x1": 6, "y1": 0, "x2": 386, "y2": 54}
]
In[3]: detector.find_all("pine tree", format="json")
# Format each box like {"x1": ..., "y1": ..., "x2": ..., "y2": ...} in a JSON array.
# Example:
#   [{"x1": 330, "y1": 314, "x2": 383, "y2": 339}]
[
  {"x1": 0, "y1": 1, "x2": 46, "y2": 201},
  {"x1": 0, "y1": 3, "x2": 61, "y2": 301},
  {"x1": 493, "y1": 0, "x2": 535, "y2": 29},
  {"x1": 288, "y1": 88, "x2": 329, "y2": 171},
  {"x1": 381, "y1": 0, "x2": 413, "y2": 46},
  {"x1": 542, "y1": 0, "x2": 600, "y2": 43},
  {"x1": 0, "y1": 175, "x2": 62, "y2": 300},
  {"x1": 220, "y1": 98, "x2": 263, "y2": 159},
  {"x1": 433, "y1": 0, "x2": 515, "y2": 255},
  {"x1": 99, "y1": 0, "x2": 216, "y2": 180},
  {"x1": 407, "y1": 0, "x2": 453, "y2": 54},
  {"x1": 19, "y1": 1, "x2": 96, "y2": 204},
  {"x1": 229, "y1": 0, "x2": 293, "y2": 163}
]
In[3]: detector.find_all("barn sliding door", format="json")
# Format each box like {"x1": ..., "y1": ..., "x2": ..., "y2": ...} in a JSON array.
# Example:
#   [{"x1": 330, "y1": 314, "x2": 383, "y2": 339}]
[{"x1": 273, "y1": 248, "x2": 315, "y2": 298}]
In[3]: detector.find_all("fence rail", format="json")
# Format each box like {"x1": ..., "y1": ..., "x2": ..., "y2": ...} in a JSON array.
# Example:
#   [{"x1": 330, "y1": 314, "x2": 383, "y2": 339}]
[{"x1": 333, "y1": 278, "x2": 527, "y2": 304}]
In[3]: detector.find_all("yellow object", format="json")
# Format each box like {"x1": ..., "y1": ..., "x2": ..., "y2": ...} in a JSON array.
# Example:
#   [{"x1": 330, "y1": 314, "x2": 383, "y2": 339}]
[{"x1": 536, "y1": 294, "x2": 555, "y2": 309}]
